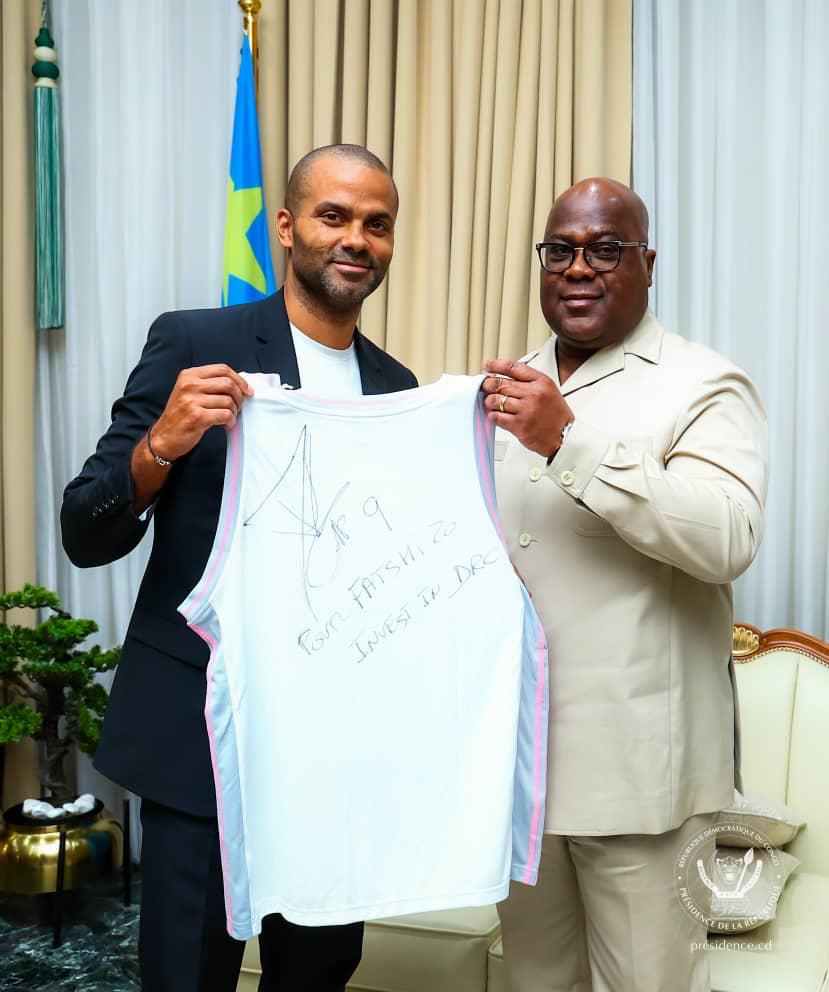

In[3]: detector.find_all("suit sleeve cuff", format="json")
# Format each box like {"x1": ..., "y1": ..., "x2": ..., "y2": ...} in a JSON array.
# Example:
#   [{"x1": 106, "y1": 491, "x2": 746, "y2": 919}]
[{"x1": 544, "y1": 419, "x2": 610, "y2": 499}]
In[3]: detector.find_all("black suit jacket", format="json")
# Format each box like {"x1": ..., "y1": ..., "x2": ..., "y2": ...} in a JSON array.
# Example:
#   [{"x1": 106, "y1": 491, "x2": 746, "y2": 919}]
[{"x1": 61, "y1": 290, "x2": 417, "y2": 815}]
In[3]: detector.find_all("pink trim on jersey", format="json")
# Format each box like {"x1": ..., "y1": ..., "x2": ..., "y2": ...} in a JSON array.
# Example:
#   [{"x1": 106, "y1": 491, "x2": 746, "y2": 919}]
[
  {"x1": 522, "y1": 624, "x2": 547, "y2": 884},
  {"x1": 474, "y1": 397, "x2": 505, "y2": 542},
  {"x1": 181, "y1": 423, "x2": 242, "y2": 621},
  {"x1": 180, "y1": 426, "x2": 245, "y2": 934},
  {"x1": 189, "y1": 622, "x2": 235, "y2": 934},
  {"x1": 472, "y1": 393, "x2": 544, "y2": 879},
  {"x1": 200, "y1": 424, "x2": 242, "y2": 601}
]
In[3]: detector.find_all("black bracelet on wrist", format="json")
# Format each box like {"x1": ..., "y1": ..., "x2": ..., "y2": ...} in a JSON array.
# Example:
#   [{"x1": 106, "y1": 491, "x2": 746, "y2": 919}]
[
  {"x1": 546, "y1": 420, "x2": 574, "y2": 466},
  {"x1": 146, "y1": 423, "x2": 173, "y2": 468}
]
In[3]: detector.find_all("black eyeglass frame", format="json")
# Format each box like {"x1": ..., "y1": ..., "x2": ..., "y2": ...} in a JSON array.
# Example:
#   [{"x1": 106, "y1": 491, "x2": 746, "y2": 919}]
[{"x1": 535, "y1": 240, "x2": 649, "y2": 273}]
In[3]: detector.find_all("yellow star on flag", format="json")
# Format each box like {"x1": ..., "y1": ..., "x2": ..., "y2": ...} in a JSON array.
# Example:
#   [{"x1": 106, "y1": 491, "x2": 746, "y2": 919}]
[{"x1": 222, "y1": 178, "x2": 268, "y2": 303}]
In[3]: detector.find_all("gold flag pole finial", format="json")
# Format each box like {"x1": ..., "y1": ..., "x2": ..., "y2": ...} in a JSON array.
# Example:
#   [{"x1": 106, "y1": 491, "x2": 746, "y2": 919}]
[{"x1": 238, "y1": 0, "x2": 262, "y2": 96}]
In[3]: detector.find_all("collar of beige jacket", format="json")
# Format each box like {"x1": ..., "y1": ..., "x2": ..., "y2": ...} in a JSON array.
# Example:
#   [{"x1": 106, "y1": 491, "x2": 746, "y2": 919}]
[{"x1": 525, "y1": 309, "x2": 664, "y2": 396}]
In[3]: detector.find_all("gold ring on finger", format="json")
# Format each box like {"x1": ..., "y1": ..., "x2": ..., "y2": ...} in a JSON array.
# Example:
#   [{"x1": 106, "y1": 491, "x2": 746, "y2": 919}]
[{"x1": 499, "y1": 394, "x2": 507, "y2": 414}]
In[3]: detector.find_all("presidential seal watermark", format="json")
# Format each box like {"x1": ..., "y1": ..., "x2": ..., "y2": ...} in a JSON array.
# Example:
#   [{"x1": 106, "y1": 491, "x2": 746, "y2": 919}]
[{"x1": 674, "y1": 821, "x2": 785, "y2": 933}]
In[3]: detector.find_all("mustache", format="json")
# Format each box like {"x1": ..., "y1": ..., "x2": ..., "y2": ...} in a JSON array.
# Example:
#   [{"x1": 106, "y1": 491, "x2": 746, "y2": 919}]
[{"x1": 329, "y1": 248, "x2": 374, "y2": 268}]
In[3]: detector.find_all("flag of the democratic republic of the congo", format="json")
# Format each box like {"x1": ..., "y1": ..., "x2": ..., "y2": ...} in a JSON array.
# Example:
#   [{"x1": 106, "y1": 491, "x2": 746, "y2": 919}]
[{"x1": 222, "y1": 39, "x2": 276, "y2": 307}]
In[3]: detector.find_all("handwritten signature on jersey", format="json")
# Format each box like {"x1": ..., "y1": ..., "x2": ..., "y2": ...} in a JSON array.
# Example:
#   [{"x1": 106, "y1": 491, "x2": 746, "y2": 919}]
[{"x1": 243, "y1": 425, "x2": 391, "y2": 619}]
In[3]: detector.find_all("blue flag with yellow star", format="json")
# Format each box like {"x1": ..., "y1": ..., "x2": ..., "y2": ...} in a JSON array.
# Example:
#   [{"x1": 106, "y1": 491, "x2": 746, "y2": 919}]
[{"x1": 222, "y1": 38, "x2": 275, "y2": 307}]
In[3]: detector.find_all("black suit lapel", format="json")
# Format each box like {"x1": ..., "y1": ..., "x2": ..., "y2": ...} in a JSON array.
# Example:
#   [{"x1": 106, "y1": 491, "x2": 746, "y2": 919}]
[
  {"x1": 253, "y1": 290, "x2": 301, "y2": 388},
  {"x1": 354, "y1": 331, "x2": 389, "y2": 396}
]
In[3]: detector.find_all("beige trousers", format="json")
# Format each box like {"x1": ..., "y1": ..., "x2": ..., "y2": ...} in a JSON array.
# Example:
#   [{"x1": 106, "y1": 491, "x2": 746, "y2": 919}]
[{"x1": 497, "y1": 814, "x2": 715, "y2": 992}]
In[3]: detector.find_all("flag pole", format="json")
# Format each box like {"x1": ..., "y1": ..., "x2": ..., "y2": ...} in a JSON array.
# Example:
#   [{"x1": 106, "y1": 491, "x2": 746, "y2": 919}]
[
  {"x1": 222, "y1": 3, "x2": 275, "y2": 306},
  {"x1": 238, "y1": 0, "x2": 262, "y2": 97}
]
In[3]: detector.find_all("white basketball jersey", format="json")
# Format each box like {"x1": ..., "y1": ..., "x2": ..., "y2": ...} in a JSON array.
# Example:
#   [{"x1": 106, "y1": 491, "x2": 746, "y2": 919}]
[{"x1": 179, "y1": 373, "x2": 548, "y2": 938}]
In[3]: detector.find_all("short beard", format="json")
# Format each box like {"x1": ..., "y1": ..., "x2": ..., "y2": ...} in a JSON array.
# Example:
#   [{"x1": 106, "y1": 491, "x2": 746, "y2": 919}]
[{"x1": 293, "y1": 252, "x2": 385, "y2": 314}]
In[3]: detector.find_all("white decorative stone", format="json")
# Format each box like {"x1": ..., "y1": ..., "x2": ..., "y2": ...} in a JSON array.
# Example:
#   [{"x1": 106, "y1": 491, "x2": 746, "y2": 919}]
[
  {"x1": 62, "y1": 793, "x2": 96, "y2": 815},
  {"x1": 22, "y1": 798, "x2": 66, "y2": 819}
]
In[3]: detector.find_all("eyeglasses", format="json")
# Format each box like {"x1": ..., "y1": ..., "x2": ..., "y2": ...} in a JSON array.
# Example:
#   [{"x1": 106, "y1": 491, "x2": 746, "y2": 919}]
[{"x1": 535, "y1": 240, "x2": 648, "y2": 273}]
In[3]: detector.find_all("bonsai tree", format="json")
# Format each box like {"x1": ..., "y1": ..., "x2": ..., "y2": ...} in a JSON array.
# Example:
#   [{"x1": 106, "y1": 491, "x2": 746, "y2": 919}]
[{"x1": 0, "y1": 584, "x2": 120, "y2": 806}]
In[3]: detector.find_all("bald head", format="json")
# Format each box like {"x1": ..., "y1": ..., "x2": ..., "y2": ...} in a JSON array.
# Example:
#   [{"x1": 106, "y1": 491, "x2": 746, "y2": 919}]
[
  {"x1": 551, "y1": 178, "x2": 650, "y2": 241},
  {"x1": 285, "y1": 144, "x2": 398, "y2": 216}
]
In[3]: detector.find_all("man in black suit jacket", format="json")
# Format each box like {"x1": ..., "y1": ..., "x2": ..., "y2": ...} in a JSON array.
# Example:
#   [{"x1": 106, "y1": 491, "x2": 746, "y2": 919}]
[{"x1": 61, "y1": 145, "x2": 417, "y2": 992}]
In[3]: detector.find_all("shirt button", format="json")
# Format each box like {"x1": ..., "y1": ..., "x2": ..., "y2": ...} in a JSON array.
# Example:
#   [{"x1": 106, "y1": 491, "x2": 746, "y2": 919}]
[
  {"x1": 518, "y1": 532, "x2": 532, "y2": 548},
  {"x1": 560, "y1": 470, "x2": 575, "y2": 487},
  {"x1": 529, "y1": 467, "x2": 542, "y2": 482}
]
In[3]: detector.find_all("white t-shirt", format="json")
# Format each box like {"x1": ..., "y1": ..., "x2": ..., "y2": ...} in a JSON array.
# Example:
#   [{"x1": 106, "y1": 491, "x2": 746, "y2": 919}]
[
  {"x1": 289, "y1": 321, "x2": 362, "y2": 398},
  {"x1": 179, "y1": 373, "x2": 548, "y2": 938}
]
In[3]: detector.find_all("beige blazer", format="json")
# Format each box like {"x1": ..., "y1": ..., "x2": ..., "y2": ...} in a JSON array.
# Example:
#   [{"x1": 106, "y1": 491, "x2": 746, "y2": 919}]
[{"x1": 494, "y1": 311, "x2": 769, "y2": 835}]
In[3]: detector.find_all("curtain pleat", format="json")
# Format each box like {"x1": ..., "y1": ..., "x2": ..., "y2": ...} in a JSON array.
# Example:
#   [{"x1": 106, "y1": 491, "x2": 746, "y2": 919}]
[{"x1": 257, "y1": 0, "x2": 632, "y2": 383}]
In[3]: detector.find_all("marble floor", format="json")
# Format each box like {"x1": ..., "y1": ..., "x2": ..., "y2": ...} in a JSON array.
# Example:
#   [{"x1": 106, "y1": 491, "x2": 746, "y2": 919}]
[{"x1": 0, "y1": 872, "x2": 140, "y2": 991}]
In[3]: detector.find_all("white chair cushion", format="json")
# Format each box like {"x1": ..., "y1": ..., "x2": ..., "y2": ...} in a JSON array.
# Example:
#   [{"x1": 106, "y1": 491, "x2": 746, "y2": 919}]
[
  {"x1": 735, "y1": 648, "x2": 829, "y2": 875},
  {"x1": 785, "y1": 659, "x2": 829, "y2": 874},
  {"x1": 733, "y1": 652, "x2": 797, "y2": 805},
  {"x1": 709, "y1": 870, "x2": 829, "y2": 992}
]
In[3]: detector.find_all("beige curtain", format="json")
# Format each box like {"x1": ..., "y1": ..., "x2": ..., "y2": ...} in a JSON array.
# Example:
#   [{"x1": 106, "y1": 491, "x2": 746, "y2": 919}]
[
  {"x1": 257, "y1": 0, "x2": 632, "y2": 384},
  {"x1": 0, "y1": 0, "x2": 40, "y2": 807}
]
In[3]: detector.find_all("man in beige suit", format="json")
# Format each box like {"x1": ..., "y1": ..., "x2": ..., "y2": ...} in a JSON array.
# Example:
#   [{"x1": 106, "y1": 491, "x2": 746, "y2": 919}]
[{"x1": 481, "y1": 179, "x2": 768, "y2": 992}]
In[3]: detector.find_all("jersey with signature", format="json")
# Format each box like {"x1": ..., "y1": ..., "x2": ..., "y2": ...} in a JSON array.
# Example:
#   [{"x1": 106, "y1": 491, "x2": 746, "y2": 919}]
[{"x1": 179, "y1": 373, "x2": 548, "y2": 938}]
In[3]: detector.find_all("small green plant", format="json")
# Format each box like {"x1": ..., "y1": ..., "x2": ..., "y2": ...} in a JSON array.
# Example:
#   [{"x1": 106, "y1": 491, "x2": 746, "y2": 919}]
[{"x1": 0, "y1": 584, "x2": 120, "y2": 805}]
